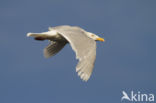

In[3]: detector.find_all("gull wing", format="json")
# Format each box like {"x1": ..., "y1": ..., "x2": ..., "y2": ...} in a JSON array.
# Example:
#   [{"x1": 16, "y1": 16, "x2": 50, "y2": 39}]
[
  {"x1": 44, "y1": 41, "x2": 66, "y2": 58},
  {"x1": 52, "y1": 26, "x2": 96, "y2": 81}
]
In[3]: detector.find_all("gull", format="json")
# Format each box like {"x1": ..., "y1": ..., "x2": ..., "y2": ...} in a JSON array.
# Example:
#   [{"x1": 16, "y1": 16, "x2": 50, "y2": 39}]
[{"x1": 27, "y1": 25, "x2": 104, "y2": 81}]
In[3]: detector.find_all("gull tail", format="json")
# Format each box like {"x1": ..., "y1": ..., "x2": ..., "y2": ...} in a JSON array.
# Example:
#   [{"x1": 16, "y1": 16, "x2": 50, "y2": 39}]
[{"x1": 27, "y1": 32, "x2": 49, "y2": 41}]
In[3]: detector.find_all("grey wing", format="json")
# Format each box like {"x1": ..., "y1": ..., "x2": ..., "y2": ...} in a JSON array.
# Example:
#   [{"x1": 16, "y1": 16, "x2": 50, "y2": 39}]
[
  {"x1": 44, "y1": 41, "x2": 66, "y2": 58},
  {"x1": 53, "y1": 26, "x2": 96, "y2": 81}
]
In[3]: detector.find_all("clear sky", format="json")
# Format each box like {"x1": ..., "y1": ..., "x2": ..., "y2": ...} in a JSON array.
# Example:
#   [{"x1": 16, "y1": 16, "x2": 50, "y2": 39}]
[{"x1": 0, "y1": 0, "x2": 156, "y2": 103}]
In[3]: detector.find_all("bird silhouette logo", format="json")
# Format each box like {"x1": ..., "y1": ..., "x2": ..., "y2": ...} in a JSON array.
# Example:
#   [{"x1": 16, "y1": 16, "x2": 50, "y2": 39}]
[{"x1": 121, "y1": 91, "x2": 131, "y2": 101}]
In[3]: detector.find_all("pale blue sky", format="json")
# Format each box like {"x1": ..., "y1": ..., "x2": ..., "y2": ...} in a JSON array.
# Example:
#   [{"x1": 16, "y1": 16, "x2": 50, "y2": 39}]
[{"x1": 0, "y1": 0, "x2": 156, "y2": 103}]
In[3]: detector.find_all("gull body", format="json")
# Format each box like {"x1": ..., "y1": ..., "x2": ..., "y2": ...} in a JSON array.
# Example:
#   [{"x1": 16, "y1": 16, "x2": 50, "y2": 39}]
[{"x1": 27, "y1": 25, "x2": 104, "y2": 81}]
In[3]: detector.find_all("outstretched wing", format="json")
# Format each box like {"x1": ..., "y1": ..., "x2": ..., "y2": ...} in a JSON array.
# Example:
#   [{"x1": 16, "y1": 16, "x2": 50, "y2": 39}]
[
  {"x1": 44, "y1": 41, "x2": 66, "y2": 58},
  {"x1": 52, "y1": 26, "x2": 96, "y2": 81}
]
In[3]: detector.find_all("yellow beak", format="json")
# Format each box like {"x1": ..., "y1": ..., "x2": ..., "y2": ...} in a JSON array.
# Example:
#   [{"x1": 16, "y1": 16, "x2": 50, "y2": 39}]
[{"x1": 96, "y1": 37, "x2": 104, "y2": 42}]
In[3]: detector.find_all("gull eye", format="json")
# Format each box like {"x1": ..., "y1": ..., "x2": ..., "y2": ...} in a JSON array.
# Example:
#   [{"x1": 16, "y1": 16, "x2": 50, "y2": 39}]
[{"x1": 91, "y1": 35, "x2": 94, "y2": 37}]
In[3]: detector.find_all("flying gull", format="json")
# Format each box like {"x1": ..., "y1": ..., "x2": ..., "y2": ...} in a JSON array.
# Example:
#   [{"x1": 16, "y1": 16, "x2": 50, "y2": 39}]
[{"x1": 27, "y1": 25, "x2": 104, "y2": 81}]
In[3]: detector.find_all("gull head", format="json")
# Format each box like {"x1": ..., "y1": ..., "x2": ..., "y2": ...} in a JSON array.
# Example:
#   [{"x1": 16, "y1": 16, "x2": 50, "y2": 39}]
[{"x1": 86, "y1": 32, "x2": 104, "y2": 42}]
